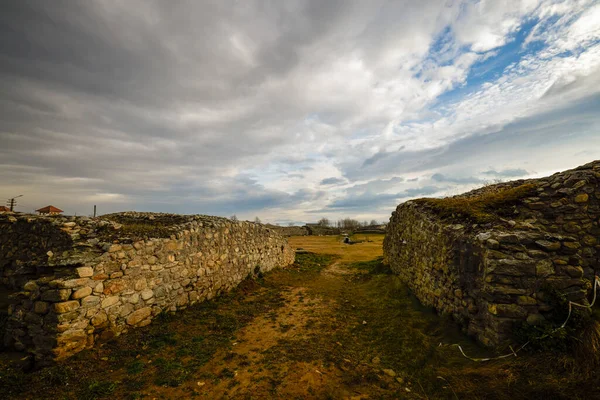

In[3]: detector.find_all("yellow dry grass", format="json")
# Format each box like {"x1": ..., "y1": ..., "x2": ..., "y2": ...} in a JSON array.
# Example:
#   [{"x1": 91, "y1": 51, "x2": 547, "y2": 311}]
[{"x1": 288, "y1": 233, "x2": 384, "y2": 263}]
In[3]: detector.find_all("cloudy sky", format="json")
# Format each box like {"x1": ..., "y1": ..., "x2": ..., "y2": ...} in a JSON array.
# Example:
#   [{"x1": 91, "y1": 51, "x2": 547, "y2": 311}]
[{"x1": 1, "y1": 0, "x2": 599, "y2": 224}]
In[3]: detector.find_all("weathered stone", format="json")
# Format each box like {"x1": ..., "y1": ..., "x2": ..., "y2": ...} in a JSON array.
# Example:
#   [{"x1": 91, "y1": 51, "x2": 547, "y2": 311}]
[
  {"x1": 91, "y1": 312, "x2": 108, "y2": 327},
  {"x1": 53, "y1": 301, "x2": 80, "y2": 314},
  {"x1": 517, "y1": 296, "x2": 537, "y2": 305},
  {"x1": 93, "y1": 282, "x2": 104, "y2": 294},
  {"x1": 41, "y1": 289, "x2": 72, "y2": 302},
  {"x1": 575, "y1": 193, "x2": 589, "y2": 203},
  {"x1": 488, "y1": 303, "x2": 527, "y2": 318},
  {"x1": 564, "y1": 266, "x2": 584, "y2": 278},
  {"x1": 61, "y1": 278, "x2": 91, "y2": 289},
  {"x1": 108, "y1": 244, "x2": 122, "y2": 253},
  {"x1": 382, "y1": 369, "x2": 396, "y2": 377},
  {"x1": 486, "y1": 259, "x2": 535, "y2": 276},
  {"x1": 81, "y1": 295, "x2": 100, "y2": 307},
  {"x1": 101, "y1": 296, "x2": 120, "y2": 308},
  {"x1": 72, "y1": 287, "x2": 92, "y2": 299},
  {"x1": 535, "y1": 240, "x2": 561, "y2": 251},
  {"x1": 536, "y1": 260, "x2": 555, "y2": 277},
  {"x1": 34, "y1": 301, "x2": 50, "y2": 314},
  {"x1": 486, "y1": 239, "x2": 500, "y2": 249},
  {"x1": 76, "y1": 266, "x2": 94, "y2": 278},
  {"x1": 126, "y1": 307, "x2": 152, "y2": 325},
  {"x1": 564, "y1": 222, "x2": 582, "y2": 233},
  {"x1": 140, "y1": 289, "x2": 154, "y2": 300},
  {"x1": 24, "y1": 281, "x2": 39, "y2": 291}
]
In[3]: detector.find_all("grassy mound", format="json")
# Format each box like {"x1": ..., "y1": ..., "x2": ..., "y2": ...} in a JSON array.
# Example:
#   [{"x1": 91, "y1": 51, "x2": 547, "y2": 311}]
[{"x1": 415, "y1": 183, "x2": 537, "y2": 223}]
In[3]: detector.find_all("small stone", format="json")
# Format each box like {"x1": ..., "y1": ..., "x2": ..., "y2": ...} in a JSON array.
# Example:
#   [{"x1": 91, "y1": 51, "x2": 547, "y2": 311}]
[
  {"x1": 72, "y1": 287, "x2": 92, "y2": 299},
  {"x1": 486, "y1": 239, "x2": 500, "y2": 249},
  {"x1": 126, "y1": 307, "x2": 152, "y2": 325},
  {"x1": 564, "y1": 266, "x2": 584, "y2": 278},
  {"x1": 61, "y1": 278, "x2": 91, "y2": 289},
  {"x1": 46, "y1": 251, "x2": 54, "y2": 258},
  {"x1": 76, "y1": 267, "x2": 94, "y2": 278},
  {"x1": 372, "y1": 357, "x2": 381, "y2": 365},
  {"x1": 91, "y1": 312, "x2": 107, "y2": 327},
  {"x1": 535, "y1": 240, "x2": 561, "y2": 251},
  {"x1": 141, "y1": 289, "x2": 154, "y2": 301},
  {"x1": 81, "y1": 296, "x2": 100, "y2": 307},
  {"x1": 536, "y1": 260, "x2": 554, "y2": 277},
  {"x1": 108, "y1": 244, "x2": 122, "y2": 253},
  {"x1": 93, "y1": 282, "x2": 104, "y2": 294},
  {"x1": 34, "y1": 301, "x2": 49, "y2": 314},
  {"x1": 24, "y1": 281, "x2": 39, "y2": 291},
  {"x1": 382, "y1": 369, "x2": 396, "y2": 377},
  {"x1": 101, "y1": 296, "x2": 119, "y2": 308},
  {"x1": 53, "y1": 300, "x2": 80, "y2": 314},
  {"x1": 41, "y1": 289, "x2": 72, "y2": 302},
  {"x1": 574, "y1": 193, "x2": 589, "y2": 203}
]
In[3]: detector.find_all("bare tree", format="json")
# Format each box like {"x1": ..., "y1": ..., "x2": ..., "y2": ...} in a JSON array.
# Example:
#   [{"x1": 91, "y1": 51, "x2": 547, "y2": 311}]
[
  {"x1": 254, "y1": 217, "x2": 261, "y2": 224},
  {"x1": 230, "y1": 214, "x2": 238, "y2": 221},
  {"x1": 369, "y1": 219, "x2": 379, "y2": 226},
  {"x1": 317, "y1": 217, "x2": 330, "y2": 227}
]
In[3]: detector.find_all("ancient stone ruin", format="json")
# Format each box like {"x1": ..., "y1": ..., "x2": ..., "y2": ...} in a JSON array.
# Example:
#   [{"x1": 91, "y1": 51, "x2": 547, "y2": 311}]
[
  {"x1": 0, "y1": 212, "x2": 294, "y2": 365},
  {"x1": 384, "y1": 160, "x2": 599, "y2": 346}
]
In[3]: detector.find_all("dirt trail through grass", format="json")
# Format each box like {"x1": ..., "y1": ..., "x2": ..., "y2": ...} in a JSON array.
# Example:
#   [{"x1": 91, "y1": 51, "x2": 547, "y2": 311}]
[{"x1": 1, "y1": 234, "x2": 599, "y2": 399}]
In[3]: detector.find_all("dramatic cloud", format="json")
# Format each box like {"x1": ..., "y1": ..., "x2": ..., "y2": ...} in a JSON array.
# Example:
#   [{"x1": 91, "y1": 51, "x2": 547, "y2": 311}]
[{"x1": 1, "y1": 0, "x2": 599, "y2": 223}]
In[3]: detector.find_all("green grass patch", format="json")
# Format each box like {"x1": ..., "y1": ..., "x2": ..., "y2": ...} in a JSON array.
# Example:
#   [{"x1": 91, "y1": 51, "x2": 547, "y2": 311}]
[
  {"x1": 292, "y1": 252, "x2": 338, "y2": 273},
  {"x1": 348, "y1": 257, "x2": 391, "y2": 275},
  {"x1": 79, "y1": 379, "x2": 118, "y2": 400}
]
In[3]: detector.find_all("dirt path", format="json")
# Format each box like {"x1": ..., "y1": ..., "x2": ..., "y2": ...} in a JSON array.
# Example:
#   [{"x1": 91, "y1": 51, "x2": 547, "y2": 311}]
[{"x1": 147, "y1": 258, "x2": 414, "y2": 399}]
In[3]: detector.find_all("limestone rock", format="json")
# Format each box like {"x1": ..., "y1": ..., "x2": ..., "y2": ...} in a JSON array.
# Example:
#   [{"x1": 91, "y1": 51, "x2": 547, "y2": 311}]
[
  {"x1": 126, "y1": 307, "x2": 152, "y2": 326},
  {"x1": 72, "y1": 287, "x2": 92, "y2": 299},
  {"x1": 53, "y1": 301, "x2": 80, "y2": 314}
]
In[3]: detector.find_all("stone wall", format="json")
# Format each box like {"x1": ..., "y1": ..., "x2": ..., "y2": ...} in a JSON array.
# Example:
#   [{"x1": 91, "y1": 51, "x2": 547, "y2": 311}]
[
  {"x1": 265, "y1": 225, "x2": 309, "y2": 237},
  {"x1": 0, "y1": 212, "x2": 294, "y2": 364},
  {"x1": 384, "y1": 160, "x2": 600, "y2": 346}
]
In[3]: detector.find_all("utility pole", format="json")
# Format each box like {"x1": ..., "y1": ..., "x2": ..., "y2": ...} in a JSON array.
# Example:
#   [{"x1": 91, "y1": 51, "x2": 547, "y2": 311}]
[
  {"x1": 6, "y1": 195, "x2": 23, "y2": 212},
  {"x1": 93, "y1": 205, "x2": 97, "y2": 218}
]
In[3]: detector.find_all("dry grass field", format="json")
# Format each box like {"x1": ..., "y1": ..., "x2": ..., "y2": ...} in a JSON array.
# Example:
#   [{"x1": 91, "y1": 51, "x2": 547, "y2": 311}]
[{"x1": 288, "y1": 233, "x2": 385, "y2": 262}]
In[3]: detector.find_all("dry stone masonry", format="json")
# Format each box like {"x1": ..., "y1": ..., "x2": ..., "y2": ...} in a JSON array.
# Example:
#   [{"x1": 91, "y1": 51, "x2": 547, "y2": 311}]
[
  {"x1": 384, "y1": 160, "x2": 600, "y2": 346},
  {"x1": 0, "y1": 212, "x2": 294, "y2": 365}
]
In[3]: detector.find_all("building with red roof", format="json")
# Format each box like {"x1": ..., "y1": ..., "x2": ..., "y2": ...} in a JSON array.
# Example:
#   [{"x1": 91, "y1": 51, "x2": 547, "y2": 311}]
[{"x1": 36, "y1": 205, "x2": 64, "y2": 215}]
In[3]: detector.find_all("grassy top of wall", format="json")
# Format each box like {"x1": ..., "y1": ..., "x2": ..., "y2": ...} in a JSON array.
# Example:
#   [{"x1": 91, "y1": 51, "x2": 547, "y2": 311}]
[{"x1": 413, "y1": 183, "x2": 537, "y2": 224}]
